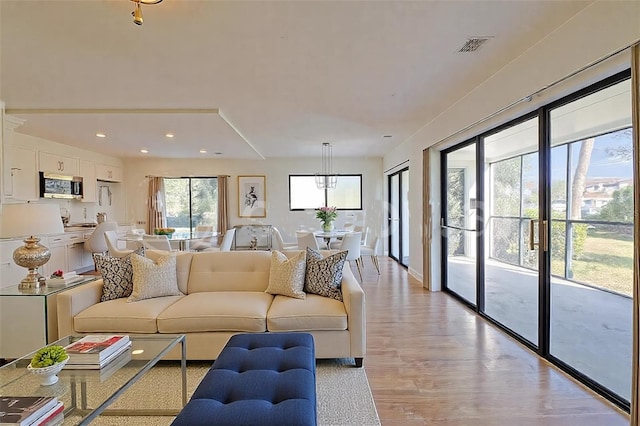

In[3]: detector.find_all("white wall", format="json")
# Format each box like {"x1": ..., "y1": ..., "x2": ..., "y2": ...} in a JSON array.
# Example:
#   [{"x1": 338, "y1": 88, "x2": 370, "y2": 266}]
[
  {"x1": 122, "y1": 156, "x2": 383, "y2": 244},
  {"x1": 383, "y1": 0, "x2": 640, "y2": 286}
]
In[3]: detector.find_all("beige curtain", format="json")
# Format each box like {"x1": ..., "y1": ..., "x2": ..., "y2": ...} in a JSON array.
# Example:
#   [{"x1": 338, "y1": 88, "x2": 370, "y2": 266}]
[
  {"x1": 147, "y1": 177, "x2": 166, "y2": 234},
  {"x1": 631, "y1": 43, "x2": 640, "y2": 426},
  {"x1": 217, "y1": 175, "x2": 230, "y2": 245}
]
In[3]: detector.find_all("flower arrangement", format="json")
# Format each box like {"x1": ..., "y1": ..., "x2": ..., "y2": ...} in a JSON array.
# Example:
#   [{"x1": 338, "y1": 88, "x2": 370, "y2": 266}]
[
  {"x1": 316, "y1": 206, "x2": 338, "y2": 231},
  {"x1": 154, "y1": 228, "x2": 176, "y2": 236},
  {"x1": 50, "y1": 269, "x2": 64, "y2": 278}
]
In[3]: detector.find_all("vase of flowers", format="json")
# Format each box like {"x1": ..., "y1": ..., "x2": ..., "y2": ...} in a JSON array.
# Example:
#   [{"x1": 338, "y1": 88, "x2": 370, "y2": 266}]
[{"x1": 316, "y1": 206, "x2": 337, "y2": 232}]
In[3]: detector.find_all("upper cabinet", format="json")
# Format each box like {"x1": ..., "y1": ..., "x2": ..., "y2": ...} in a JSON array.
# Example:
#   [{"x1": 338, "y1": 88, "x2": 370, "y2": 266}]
[
  {"x1": 3, "y1": 145, "x2": 38, "y2": 201},
  {"x1": 79, "y1": 160, "x2": 97, "y2": 203},
  {"x1": 39, "y1": 152, "x2": 79, "y2": 176},
  {"x1": 95, "y1": 163, "x2": 122, "y2": 182}
]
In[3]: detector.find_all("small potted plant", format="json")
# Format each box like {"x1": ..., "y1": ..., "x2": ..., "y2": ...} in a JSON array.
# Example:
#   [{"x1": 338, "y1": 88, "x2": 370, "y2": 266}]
[{"x1": 27, "y1": 345, "x2": 69, "y2": 386}]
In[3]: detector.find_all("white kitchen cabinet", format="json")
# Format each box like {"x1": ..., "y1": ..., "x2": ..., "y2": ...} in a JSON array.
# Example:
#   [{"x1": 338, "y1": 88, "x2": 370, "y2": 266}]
[
  {"x1": 0, "y1": 239, "x2": 27, "y2": 288},
  {"x1": 44, "y1": 234, "x2": 67, "y2": 277},
  {"x1": 95, "y1": 163, "x2": 122, "y2": 182},
  {"x1": 39, "y1": 151, "x2": 79, "y2": 176},
  {"x1": 2, "y1": 145, "x2": 38, "y2": 201},
  {"x1": 79, "y1": 160, "x2": 97, "y2": 203},
  {"x1": 42, "y1": 231, "x2": 93, "y2": 276}
]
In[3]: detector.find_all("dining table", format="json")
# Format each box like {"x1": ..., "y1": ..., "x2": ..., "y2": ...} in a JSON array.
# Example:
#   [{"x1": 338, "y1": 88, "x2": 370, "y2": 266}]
[{"x1": 313, "y1": 230, "x2": 349, "y2": 249}]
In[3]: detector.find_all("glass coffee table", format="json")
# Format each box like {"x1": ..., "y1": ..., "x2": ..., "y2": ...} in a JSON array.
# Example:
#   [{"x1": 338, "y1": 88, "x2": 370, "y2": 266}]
[{"x1": 0, "y1": 334, "x2": 186, "y2": 425}]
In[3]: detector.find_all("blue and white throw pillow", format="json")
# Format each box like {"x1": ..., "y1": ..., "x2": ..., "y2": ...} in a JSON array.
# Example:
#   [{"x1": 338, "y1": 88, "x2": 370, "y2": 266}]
[{"x1": 93, "y1": 247, "x2": 144, "y2": 302}]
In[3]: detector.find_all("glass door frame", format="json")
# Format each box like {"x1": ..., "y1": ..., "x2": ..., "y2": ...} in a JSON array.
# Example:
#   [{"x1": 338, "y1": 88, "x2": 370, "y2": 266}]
[
  {"x1": 388, "y1": 167, "x2": 409, "y2": 267},
  {"x1": 439, "y1": 69, "x2": 632, "y2": 410}
]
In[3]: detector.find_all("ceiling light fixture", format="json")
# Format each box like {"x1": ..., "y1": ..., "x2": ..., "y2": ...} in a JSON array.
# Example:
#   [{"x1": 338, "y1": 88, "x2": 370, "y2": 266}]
[
  {"x1": 165, "y1": 133, "x2": 174, "y2": 138},
  {"x1": 199, "y1": 150, "x2": 207, "y2": 154},
  {"x1": 96, "y1": 133, "x2": 106, "y2": 138},
  {"x1": 140, "y1": 149, "x2": 148, "y2": 153},
  {"x1": 131, "y1": 0, "x2": 163, "y2": 26},
  {"x1": 315, "y1": 143, "x2": 337, "y2": 190}
]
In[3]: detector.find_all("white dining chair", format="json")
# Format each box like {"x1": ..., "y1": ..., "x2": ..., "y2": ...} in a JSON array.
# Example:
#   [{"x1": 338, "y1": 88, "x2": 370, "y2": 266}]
[
  {"x1": 84, "y1": 221, "x2": 118, "y2": 255},
  {"x1": 338, "y1": 231, "x2": 363, "y2": 281},
  {"x1": 190, "y1": 225, "x2": 216, "y2": 251},
  {"x1": 104, "y1": 230, "x2": 135, "y2": 258},
  {"x1": 142, "y1": 234, "x2": 172, "y2": 251},
  {"x1": 296, "y1": 231, "x2": 319, "y2": 251},
  {"x1": 272, "y1": 227, "x2": 298, "y2": 251},
  {"x1": 203, "y1": 228, "x2": 236, "y2": 252},
  {"x1": 359, "y1": 235, "x2": 380, "y2": 275},
  {"x1": 329, "y1": 225, "x2": 368, "y2": 250}
]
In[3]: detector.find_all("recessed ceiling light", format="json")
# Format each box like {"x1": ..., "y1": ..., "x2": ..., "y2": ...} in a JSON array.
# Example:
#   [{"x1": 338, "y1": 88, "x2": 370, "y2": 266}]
[
  {"x1": 140, "y1": 149, "x2": 149, "y2": 154},
  {"x1": 165, "y1": 133, "x2": 174, "y2": 138},
  {"x1": 96, "y1": 133, "x2": 106, "y2": 138},
  {"x1": 199, "y1": 150, "x2": 207, "y2": 154}
]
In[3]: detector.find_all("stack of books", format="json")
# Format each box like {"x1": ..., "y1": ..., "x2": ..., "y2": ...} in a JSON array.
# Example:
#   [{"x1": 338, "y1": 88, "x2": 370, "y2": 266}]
[
  {"x1": 46, "y1": 272, "x2": 85, "y2": 287},
  {"x1": 63, "y1": 335, "x2": 131, "y2": 369},
  {"x1": 0, "y1": 396, "x2": 64, "y2": 426}
]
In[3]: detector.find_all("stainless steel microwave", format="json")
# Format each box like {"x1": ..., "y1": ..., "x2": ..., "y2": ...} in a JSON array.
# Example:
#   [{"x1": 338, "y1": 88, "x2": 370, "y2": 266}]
[{"x1": 39, "y1": 172, "x2": 83, "y2": 200}]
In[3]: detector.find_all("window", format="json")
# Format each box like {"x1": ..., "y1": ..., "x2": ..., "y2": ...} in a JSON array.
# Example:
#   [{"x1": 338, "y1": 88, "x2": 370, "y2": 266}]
[
  {"x1": 164, "y1": 177, "x2": 218, "y2": 237},
  {"x1": 289, "y1": 175, "x2": 362, "y2": 210}
]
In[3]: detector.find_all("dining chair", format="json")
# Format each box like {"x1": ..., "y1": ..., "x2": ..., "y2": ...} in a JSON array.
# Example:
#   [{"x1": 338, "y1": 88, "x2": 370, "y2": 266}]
[
  {"x1": 84, "y1": 221, "x2": 118, "y2": 255},
  {"x1": 359, "y1": 235, "x2": 380, "y2": 275},
  {"x1": 190, "y1": 225, "x2": 216, "y2": 251},
  {"x1": 142, "y1": 234, "x2": 172, "y2": 251},
  {"x1": 104, "y1": 230, "x2": 134, "y2": 258},
  {"x1": 203, "y1": 228, "x2": 236, "y2": 252},
  {"x1": 272, "y1": 227, "x2": 298, "y2": 251},
  {"x1": 338, "y1": 231, "x2": 363, "y2": 281},
  {"x1": 329, "y1": 226, "x2": 368, "y2": 250},
  {"x1": 296, "y1": 231, "x2": 319, "y2": 251}
]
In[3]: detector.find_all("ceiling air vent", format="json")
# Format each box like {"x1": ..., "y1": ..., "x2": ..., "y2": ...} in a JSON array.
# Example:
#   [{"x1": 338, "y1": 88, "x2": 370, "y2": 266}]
[{"x1": 458, "y1": 37, "x2": 491, "y2": 53}]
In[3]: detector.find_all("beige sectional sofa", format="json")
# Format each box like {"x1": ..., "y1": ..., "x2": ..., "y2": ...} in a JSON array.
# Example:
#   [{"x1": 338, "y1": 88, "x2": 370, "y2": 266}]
[{"x1": 56, "y1": 250, "x2": 366, "y2": 366}]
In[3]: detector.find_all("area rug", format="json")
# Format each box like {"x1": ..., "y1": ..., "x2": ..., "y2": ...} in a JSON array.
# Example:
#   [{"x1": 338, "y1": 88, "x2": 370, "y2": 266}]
[{"x1": 69, "y1": 358, "x2": 380, "y2": 425}]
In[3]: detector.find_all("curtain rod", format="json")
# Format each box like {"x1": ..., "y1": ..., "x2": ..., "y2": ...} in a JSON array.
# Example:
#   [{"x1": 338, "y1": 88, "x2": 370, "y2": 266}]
[
  {"x1": 384, "y1": 159, "x2": 409, "y2": 174},
  {"x1": 145, "y1": 175, "x2": 230, "y2": 178},
  {"x1": 430, "y1": 39, "x2": 640, "y2": 149}
]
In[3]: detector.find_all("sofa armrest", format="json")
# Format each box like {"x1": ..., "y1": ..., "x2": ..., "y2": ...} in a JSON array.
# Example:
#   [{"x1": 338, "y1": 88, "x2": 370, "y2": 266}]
[
  {"x1": 341, "y1": 267, "x2": 366, "y2": 358},
  {"x1": 57, "y1": 279, "x2": 104, "y2": 338}
]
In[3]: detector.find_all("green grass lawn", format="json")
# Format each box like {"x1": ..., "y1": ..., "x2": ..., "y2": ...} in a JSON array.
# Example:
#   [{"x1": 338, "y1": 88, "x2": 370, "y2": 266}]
[{"x1": 552, "y1": 231, "x2": 634, "y2": 297}]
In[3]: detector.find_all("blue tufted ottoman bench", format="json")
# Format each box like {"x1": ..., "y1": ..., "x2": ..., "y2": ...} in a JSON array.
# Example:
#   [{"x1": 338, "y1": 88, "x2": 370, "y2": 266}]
[{"x1": 171, "y1": 332, "x2": 317, "y2": 426}]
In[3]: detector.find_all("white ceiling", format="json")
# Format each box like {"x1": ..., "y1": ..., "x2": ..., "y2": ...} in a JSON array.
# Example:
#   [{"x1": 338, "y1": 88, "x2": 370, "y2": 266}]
[{"x1": 0, "y1": 0, "x2": 592, "y2": 160}]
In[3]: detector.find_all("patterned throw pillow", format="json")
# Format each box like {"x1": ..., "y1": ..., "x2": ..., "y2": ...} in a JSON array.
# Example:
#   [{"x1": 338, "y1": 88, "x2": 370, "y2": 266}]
[
  {"x1": 127, "y1": 253, "x2": 183, "y2": 302},
  {"x1": 93, "y1": 247, "x2": 144, "y2": 302},
  {"x1": 265, "y1": 250, "x2": 307, "y2": 299},
  {"x1": 304, "y1": 248, "x2": 347, "y2": 301}
]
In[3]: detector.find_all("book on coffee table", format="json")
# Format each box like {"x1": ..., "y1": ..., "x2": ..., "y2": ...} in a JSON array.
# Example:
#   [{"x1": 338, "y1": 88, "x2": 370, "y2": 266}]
[
  {"x1": 64, "y1": 343, "x2": 132, "y2": 372},
  {"x1": 64, "y1": 335, "x2": 130, "y2": 365},
  {"x1": 0, "y1": 396, "x2": 58, "y2": 425}
]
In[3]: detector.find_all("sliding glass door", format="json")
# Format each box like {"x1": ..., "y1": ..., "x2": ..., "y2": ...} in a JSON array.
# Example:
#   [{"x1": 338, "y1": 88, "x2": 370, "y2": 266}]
[
  {"x1": 440, "y1": 70, "x2": 633, "y2": 408},
  {"x1": 548, "y1": 77, "x2": 633, "y2": 402},
  {"x1": 388, "y1": 168, "x2": 409, "y2": 267},
  {"x1": 442, "y1": 143, "x2": 477, "y2": 305},
  {"x1": 483, "y1": 117, "x2": 540, "y2": 345}
]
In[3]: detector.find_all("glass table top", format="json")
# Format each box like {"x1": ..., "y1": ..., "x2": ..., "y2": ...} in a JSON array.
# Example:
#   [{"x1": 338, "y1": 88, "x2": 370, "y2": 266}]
[{"x1": 0, "y1": 334, "x2": 185, "y2": 425}]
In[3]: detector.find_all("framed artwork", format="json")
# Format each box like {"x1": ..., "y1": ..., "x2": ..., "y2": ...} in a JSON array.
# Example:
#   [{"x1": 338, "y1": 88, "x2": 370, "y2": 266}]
[{"x1": 238, "y1": 175, "x2": 266, "y2": 218}]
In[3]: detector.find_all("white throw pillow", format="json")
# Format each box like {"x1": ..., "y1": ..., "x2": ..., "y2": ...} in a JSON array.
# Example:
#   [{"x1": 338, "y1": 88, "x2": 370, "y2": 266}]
[
  {"x1": 127, "y1": 253, "x2": 183, "y2": 302},
  {"x1": 265, "y1": 250, "x2": 307, "y2": 299}
]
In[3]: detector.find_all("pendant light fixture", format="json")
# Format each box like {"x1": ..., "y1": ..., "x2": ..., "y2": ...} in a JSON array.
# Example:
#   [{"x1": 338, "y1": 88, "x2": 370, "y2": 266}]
[
  {"x1": 131, "y1": 0, "x2": 163, "y2": 26},
  {"x1": 315, "y1": 143, "x2": 337, "y2": 189}
]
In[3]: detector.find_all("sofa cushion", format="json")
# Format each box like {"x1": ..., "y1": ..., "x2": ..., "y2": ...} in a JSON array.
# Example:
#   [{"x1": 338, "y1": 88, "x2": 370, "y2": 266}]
[
  {"x1": 128, "y1": 253, "x2": 183, "y2": 302},
  {"x1": 188, "y1": 251, "x2": 272, "y2": 293},
  {"x1": 267, "y1": 294, "x2": 347, "y2": 331},
  {"x1": 74, "y1": 295, "x2": 184, "y2": 333},
  {"x1": 157, "y1": 292, "x2": 274, "y2": 333},
  {"x1": 304, "y1": 248, "x2": 347, "y2": 301},
  {"x1": 265, "y1": 251, "x2": 306, "y2": 299}
]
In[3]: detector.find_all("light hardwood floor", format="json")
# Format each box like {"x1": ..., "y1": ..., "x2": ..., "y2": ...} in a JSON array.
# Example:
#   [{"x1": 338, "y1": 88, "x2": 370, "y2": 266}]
[{"x1": 353, "y1": 256, "x2": 629, "y2": 426}]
